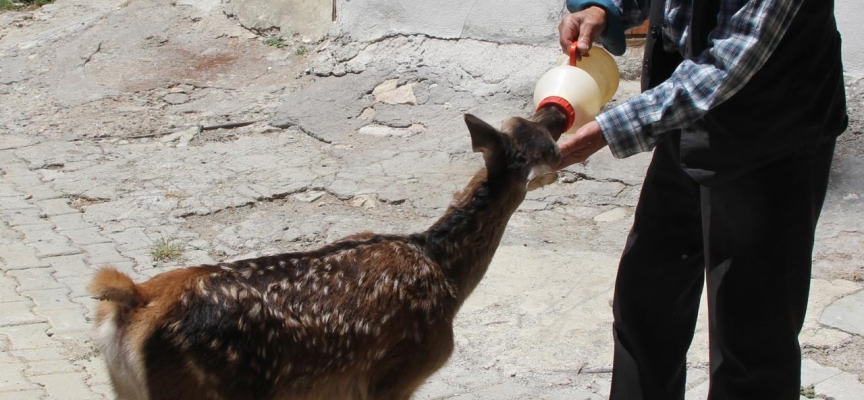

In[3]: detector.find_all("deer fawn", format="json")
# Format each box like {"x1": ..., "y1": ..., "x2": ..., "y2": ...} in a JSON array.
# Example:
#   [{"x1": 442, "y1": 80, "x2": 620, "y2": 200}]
[{"x1": 88, "y1": 108, "x2": 568, "y2": 400}]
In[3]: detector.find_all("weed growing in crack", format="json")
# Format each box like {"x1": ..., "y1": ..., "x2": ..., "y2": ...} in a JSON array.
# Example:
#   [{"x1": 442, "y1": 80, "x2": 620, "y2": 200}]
[
  {"x1": 151, "y1": 237, "x2": 184, "y2": 262},
  {"x1": 0, "y1": 0, "x2": 53, "y2": 11},
  {"x1": 295, "y1": 45, "x2": 309, "y2": 56},
  {"x1": 263, "y1": 37, "x2": 287, "y2": 48},
  {"x1": 800, "y1": 385, "x2": 816, "y2": 399}
]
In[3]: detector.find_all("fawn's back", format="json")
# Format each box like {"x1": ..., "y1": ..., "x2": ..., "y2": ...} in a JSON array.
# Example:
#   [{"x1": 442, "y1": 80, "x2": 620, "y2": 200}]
[{"x1": 92, "y1": 234, "x2": 457, "y2": 400}]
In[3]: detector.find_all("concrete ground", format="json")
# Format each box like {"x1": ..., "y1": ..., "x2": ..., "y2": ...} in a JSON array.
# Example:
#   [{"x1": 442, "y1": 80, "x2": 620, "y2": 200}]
[{"x1": 1, "y1": 0, "x2": 863, "y2": 399}]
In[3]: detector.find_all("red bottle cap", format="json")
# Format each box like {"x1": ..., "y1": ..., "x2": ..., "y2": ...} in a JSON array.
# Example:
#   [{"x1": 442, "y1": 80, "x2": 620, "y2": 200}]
[{"x1": 537, "y1": 96, "x2": 576, "y2": 132}]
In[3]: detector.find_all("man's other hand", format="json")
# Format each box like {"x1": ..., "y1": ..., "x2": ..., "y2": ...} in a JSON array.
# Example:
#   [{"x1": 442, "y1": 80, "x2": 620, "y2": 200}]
[{"x1": 558, "y1": 6, "x2": 608, "y2": 56}]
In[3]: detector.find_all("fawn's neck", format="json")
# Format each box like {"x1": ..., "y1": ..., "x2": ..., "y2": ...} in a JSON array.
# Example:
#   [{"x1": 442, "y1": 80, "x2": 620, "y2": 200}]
[{"x1": 422, "y1": 168, "x2": 526, "y2": 308}]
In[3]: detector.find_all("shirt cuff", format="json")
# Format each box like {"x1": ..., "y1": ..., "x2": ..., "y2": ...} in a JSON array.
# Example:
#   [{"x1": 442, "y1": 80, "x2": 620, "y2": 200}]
[
  {"x1": 565, "y1": 0, "x2": 627, "y2": 56},
  {"x1": 595, "y1": 102, "x2": 656, "y2": 159}
]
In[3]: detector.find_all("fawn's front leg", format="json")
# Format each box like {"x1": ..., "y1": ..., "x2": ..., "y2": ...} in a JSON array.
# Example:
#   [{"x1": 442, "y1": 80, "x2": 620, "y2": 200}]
[{"x1": 370, "y1": 326, "x2": 455, "y2": 400}]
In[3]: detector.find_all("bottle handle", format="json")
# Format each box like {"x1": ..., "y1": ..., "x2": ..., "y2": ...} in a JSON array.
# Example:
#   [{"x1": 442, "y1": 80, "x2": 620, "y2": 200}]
[{"x1": 569, "y1": 42, "x2": 581, "y2": 66}]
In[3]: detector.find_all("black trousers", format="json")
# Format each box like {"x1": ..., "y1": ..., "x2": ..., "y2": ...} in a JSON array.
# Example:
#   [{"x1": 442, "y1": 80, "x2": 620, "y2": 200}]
[{"x1": 608, "y1": 134, "x2": 836, "y2": 400}]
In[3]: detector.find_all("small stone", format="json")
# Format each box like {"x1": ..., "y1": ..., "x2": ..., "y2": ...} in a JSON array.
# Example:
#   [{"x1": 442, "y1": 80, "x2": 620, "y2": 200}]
[
  {"x1": 350, "y1": 194, "x2": 379, "y2": 209},
  {"x1": 163, "y1": 93, "x2": 189, "y2": 105},
  {"x1": 293, "y1": 191, "x2": 325, "y2": 203},
  {"x1": 159, "y1": 130, "x2": 185, "y2": 143},
  {"x1": 358, "y1": 107, "x2": 375, "y2": 120},
  {"x1": 358, "y1": 123, "x2": 425, "y2": 138},
  {"x1": 375, "y1": 83, "x2": 417, "y2": 105},
  {"x1": 594, "y1": 207, "x2": 629, "y2": 222},
  {"x1": 176, "y1": 126, "x2": 201, "y2": 147},
  {"x1": 372, "y1": 79, "x2": 398, "y2": 95}
]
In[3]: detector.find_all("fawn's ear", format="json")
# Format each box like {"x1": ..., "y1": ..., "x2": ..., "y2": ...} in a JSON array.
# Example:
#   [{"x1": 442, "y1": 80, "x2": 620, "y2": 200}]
[
  {"x1": 465, "y1": 114, "x2": 503, "y2": 158},
  {"x1": 465, "y1": 114, "x2": 505, "y2": 171}
]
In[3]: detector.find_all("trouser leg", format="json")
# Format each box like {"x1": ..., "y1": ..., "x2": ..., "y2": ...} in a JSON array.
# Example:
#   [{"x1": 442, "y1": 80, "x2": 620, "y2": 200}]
[
  {"x1": 609, "y1": 136, "x2": 706, "y2": 400},
  {"x1": 703, "y1": 140, "x2": 836, "y2": 400}
]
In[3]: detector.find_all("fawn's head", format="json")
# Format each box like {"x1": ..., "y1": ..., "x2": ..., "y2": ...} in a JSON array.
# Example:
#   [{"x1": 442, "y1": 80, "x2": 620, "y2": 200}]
[{"x1": 464, "y1": 109, "x2": 564, "y2": 191}]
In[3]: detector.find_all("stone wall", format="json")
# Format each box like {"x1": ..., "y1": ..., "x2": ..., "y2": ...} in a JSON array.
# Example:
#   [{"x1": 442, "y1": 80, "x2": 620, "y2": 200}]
[{"x1": 224, "y1": 0, "x2": 862, "y2": 77}]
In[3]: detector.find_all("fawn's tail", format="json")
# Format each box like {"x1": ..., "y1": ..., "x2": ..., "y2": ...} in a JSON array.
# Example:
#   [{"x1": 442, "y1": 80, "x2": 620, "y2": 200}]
[{"x1": 88, "y1": 268, "x2": 146, "y2": 309}]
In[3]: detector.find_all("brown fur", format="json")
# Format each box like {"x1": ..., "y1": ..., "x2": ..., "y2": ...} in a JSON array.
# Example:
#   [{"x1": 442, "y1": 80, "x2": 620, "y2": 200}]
[{"x1": 88, "y1": 110, "x2": 566, "y2": 400}]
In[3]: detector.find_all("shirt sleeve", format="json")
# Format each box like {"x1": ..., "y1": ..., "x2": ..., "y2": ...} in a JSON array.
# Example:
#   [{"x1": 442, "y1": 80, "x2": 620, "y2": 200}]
[{"x1": 596, "y1": 0, "x2": 805, "y2": 158}]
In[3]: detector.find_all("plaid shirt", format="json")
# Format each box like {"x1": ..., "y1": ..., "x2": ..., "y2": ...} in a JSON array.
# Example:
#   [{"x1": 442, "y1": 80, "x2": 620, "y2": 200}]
[{"x1": 594, "y1": 0, "x2": 805, "y2": 158}]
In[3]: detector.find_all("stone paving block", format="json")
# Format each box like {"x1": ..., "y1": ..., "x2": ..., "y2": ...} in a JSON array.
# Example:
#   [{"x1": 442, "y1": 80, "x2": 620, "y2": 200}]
[
  {"x1": 46, "y1": 254, "x2": 93, "y2": 278},
  {"x1": 814, "y1": 371, "x2": 864, "y2": 400},
  {"x1": 28, "y1": 360, "x2": 83, "y2": 377},
  {"x1": 0, "y1": 323, "x2": 57, "y2": 349},
  {"x1": 29, "y1": 240, "x2": 82, "y2": 258},
  {"x1": 65, "y1": 227, "x2": 112, "y2": 247},
  {"x1": 0, "y1": 390, "x2": 46, "y2": 400},
  {"x1": 30, "y1": 372, "x2": 99, "y2": 400},
  {"x1": 51, "y1": 213, "x2": 92, "y2": 232},
  {"x1": 57, "y1": 275, "x2": 93, "y2": 299},
  {"x1": 22, "y1": 288, "x2": 75, "y2": 311},
  {"x1": 18, "y1": 184, "x2": 62, "y2": 201},
  {"x1": 82, "y1": 243, "x2": 128, "y2": 266},
  {"x1": 3, "y1": 175, "x2": 43, "y2": 189},
  {"x1": 15, "y1": 224, "x2": 81, "y2": 258},
  {"x1": 0, "y1": 274, "x2": 20, "y2": 303},
  {"x1": 36, "y1": 199, "x2": 79, "y2": 217},
  {"x1": 820, "y1": 290, "x2": 864, "y2": 336},
  {"x1": 106, "y1": 227, "x2": 151, "y2": 252},
  {"x1": 37, "y1": 307, "x2": 92, "y2": 335},
  {"x1": 6, "y1": 268, "x2": 64, "y2": 292},
  {"x1": 802, "y1": 358, "x2": 843, "y2": 386},
  {"x1": 72, "y1": 296, "x2": 98, "y2": 321},
  {"x1": 0, "y1": 362, "x2": 40, "y2": 392},
  {"x1": 0, "y1": 244, "x2": 49, "y2": 270},
  {"x1": 122, "y1": 249, "x2": 154, "y2": 269},
  {"x1": 0, "y1": 165, "x2": 38, "y2": 178},
  {"x1": 11, "y1": 346, "x2": 67, "y2": 362},
  {"x1": 184, "y1": 249, "x2": 217, "y2": 266},
  {"x1": 0, "y1": 196, "x2": 36, "y2": 211},
  {"x1": 0, "y1": 302, "x2": 45, "y2": 327},
  {"x1": 15, "y1": 223, "x2": 62, "y2": 243},
  {"x1": 0, "y1": 208, "x2": 45, "y2": 227}
]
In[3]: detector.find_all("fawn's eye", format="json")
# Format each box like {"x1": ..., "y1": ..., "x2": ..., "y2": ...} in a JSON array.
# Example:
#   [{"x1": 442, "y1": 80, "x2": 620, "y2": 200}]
[{"x1": 516, "y1": 155, "x2": 528, "y2": 165}]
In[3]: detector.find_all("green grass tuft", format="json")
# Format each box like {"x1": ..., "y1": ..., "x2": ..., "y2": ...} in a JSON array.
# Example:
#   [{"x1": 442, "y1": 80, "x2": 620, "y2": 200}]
[
  {"x1": 150, "y1": 237, "x2": 184, "y2": 262},
  {"x1": 800, "y1": 385, "x2": 816, "y2": 399},
  {"x1": 263, "y1": 37, "x2": 287, "y2": 48},
  {"x1": 1, "y1": 0, "x2": 54, "y2": 11}
]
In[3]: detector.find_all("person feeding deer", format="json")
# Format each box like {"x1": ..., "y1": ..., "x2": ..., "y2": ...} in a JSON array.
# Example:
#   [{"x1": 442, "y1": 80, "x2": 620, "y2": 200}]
[{"x1": 555, "y1": 0, "x2": 847, "y2": 399}]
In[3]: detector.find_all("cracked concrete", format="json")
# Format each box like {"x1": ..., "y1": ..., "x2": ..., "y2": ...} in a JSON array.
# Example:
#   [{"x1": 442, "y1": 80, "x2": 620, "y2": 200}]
[{"x1": 1, "y1": 0, "x2": 863, "y2": 399}]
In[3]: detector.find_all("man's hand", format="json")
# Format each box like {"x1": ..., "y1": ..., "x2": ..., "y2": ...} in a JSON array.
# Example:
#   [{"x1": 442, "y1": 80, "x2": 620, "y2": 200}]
[
  {"x1": 557, "y1": 121, "x2": 608, "y2": 169},
  {"x1": 558, "y1": 6, "x2": 608, "y2": 56}
]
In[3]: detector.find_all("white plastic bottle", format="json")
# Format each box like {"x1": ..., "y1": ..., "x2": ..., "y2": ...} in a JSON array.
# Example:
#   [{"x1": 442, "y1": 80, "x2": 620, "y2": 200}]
[{"x1": 534, "y1": 44, "x2": 620, "y2": 134}]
